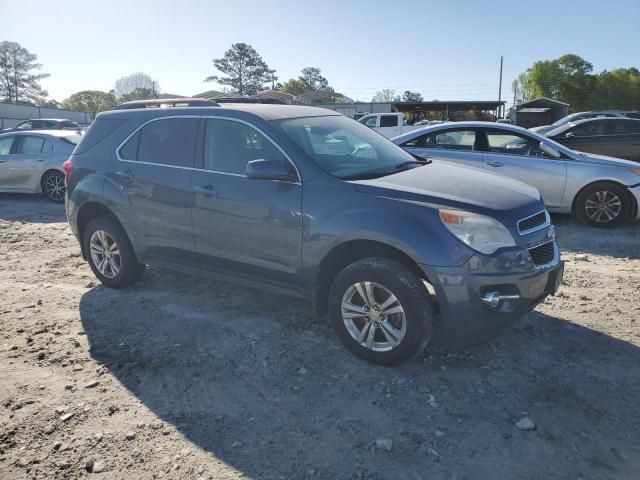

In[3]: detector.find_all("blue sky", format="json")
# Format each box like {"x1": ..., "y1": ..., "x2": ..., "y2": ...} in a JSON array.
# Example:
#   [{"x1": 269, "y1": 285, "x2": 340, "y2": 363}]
[{"x1": 1, "y1": 0, "x2": 639, "y2": 106}]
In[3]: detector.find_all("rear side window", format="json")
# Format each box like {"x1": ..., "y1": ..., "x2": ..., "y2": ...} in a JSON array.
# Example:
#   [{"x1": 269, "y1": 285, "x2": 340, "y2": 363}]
[
  {"x1": 74, "y1": 118, "x2": 129, "y2": 154},
  {"x1": 0, "y1": 136, "x2": 15, "y2": 155},
  {"x1": 122, "y1": 118, "x2": 199, "y2": 168},
  {"x1": 17, "y1": 136, "x2": 45, "y2": 154},
  {"x1": 607, "y1": 119, "x2": 640, "y2": 134},
  {"x1": 380, "y1": 115, "x2": 398, "y2": 127}
]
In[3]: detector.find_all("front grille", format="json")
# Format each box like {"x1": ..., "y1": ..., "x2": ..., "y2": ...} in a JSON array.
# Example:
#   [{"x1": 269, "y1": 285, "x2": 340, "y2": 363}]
[
  {"x1": 528, "y1": 240, "x2": 555, "y2": 266},
  {"x1": 518, "y1": 211, "x2": 547, "y2": 234}
]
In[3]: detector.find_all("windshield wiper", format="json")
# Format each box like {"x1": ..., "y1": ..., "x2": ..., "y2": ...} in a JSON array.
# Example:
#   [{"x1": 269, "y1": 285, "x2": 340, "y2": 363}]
[{"x1": 341, "y1": 160, "x2": 430, "y2": 180}]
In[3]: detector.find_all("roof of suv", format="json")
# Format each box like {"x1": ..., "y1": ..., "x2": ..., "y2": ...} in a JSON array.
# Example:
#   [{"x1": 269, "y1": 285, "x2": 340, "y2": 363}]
[{"x1": 99, "y1": 103, "x2": 341, "y2": 122}]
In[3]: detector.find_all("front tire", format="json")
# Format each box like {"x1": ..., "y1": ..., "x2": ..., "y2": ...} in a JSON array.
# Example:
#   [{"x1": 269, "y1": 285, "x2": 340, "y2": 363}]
[
  {"x1": 83, "y1": 216, "x2": 145, "y2": 288},
  {"x1": 328, "y1": 257, "x2": 433, "y2": 366},
  {"x1": 575, "y1": 182, "x2": 630, "y2": 228},
  {"x1": 42, "y1": 171, "x2": 65, "y2": 203}
]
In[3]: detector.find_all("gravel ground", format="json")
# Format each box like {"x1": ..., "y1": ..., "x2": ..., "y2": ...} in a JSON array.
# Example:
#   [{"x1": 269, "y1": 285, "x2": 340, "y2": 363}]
[{"x1": 1, "y1": 193, "x2": 639, "y2": 480}]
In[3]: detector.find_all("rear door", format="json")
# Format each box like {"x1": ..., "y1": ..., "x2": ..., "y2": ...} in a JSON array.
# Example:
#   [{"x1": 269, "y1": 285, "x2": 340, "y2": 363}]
[
  {"x1": 0, "y1": 135, "x2": 47, "y2": 190},
  {"x1": 190, "y1": 117, "x2": 303, "y2": 288},
  {"x1": 480, "y1": 128, "x2": 567, "y2": 207},
  {"x1": 115, "y1": 117, "x2": 199, "y2": 267},
  {"x1": 398, "y1": 128, "x2": 484, "y2": 169}
]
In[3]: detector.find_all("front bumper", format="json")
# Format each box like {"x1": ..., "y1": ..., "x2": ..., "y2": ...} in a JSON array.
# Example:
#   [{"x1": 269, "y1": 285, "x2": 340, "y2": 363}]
[{"x1": 421, "y1": 243, "x2": 563, "y2": 347}]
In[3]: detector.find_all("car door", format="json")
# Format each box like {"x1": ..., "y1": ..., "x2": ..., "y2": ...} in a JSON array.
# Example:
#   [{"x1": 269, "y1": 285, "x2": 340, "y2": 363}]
[
  {"x1": 553, "y1": 121, "x2": 608, "y2": 156},
  {"x1": 0, "y1": 135, "x2": 17, "y2": 188},
  {"x1": 480, "y1": 128, "x2": 567, "y2": 207},
  {"x1": 604, "y1": 119, "x2": 640, "y2": 161},
  {"x1": 191, "y1": 117, "x2": 303, "y2": 288},
  {"x1": 399, "y1": 128, "x2": 484, "y2": 169},
  {"x1": 0, "y1": 135, "x2": 47, "y2": 190},
  {"x1": 115, "y1": 117, "x2": 199, "y2": 267}
]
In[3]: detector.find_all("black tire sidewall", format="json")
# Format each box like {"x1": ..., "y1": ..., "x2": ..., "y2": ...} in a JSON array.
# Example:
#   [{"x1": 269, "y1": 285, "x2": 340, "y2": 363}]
[
  {"x1": 43, "y1": 171, "x2": 65, "y2": 203},
  {"x1": 328, "y1": 257, "x2": 433, "y2": 366},
  {"x1": 575, "y1": 182, "x2": 630, "y2": 228},
  {"x1": 83, "y1": 217, "x2": 144, "y2": 288}
]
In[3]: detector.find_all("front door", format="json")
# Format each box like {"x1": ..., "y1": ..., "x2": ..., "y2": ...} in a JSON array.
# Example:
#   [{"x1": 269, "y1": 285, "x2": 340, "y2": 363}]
[
  {"x1": 191, "y1": 118, "x2": 303, "y2": 288},
  {"x1": 114, "y1": 117, "x2": 199, "y2": 266},
  {"x1": 480, "y1": 128, "x2": 567, "y2": 208}
]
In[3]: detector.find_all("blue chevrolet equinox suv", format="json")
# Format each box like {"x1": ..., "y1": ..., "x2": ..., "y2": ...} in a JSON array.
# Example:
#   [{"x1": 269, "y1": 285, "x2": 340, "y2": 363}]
[{"x1": 64, "y1": 99, "x2": 564, "y2": 365}]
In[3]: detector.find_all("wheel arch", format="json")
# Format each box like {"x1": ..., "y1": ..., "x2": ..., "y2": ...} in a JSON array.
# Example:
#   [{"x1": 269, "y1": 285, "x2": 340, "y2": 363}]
[
  {"x1": 76, "y1": 202, "x2": 127, "y2": 260},
  {"x1": 314, "y1": 239, "x2": 430, "y2": 319},
  {"x1": 571, "y1": 180, "x2": 638, "y2": 221}
]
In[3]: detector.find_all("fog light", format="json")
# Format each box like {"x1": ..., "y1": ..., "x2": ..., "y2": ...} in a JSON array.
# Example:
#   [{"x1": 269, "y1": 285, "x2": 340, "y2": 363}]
[{"x1": 481, "y1": 291, "x2": 520, "y2": 308}]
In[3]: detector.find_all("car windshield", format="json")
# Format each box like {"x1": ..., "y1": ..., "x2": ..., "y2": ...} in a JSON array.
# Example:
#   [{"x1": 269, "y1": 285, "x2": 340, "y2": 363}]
[{"x1": 276, "y1": 115, "x2": 424, "y2": 180}]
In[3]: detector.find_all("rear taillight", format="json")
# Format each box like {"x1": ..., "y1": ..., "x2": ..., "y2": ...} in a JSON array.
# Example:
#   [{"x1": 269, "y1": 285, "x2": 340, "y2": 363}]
[{"x1": 63, "y1": 159, "x2": 74, "y2": 186}]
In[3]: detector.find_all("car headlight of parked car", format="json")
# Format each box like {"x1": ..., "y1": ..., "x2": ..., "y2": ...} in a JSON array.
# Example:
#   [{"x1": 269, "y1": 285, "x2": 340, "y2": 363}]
[{"x1": 439, "y1": 209, "x2": 516, "y2": 254}]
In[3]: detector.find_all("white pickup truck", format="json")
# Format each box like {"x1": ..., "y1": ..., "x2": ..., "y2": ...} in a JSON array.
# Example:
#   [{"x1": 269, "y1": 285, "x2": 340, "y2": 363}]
[{"x1": 357, "y1": 112, "x2": 424, "y2": 138}]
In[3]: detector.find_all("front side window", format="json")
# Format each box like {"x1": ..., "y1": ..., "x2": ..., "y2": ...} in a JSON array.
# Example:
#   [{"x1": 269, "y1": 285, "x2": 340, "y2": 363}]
[
  {"x1": 362, "y1": 116, "x2": 377, "y2": 128},
  {"x1": 0, "y1": 135, "x2": 15, "y2": 155},
  {"x1": 204, "y1": 119, "x2": 287, "y2": 175},
  {"x1": 17, "y1": 121, "x2": 32, "y2": 130},
  {"x1": 120, "y1": 118, "x2": 199, "y2": 167},
  {"x1": 17, "y1": 136, "x2": 45, "y2": 154},
  {"x1": 568, "y1": 121, "x2": 606, "y2": 137},
  {"x1": 277, "y1": 115, "x2": 421, "y2": 180},
  {"x1": 63, "y1": 121, "x2": 80, "y2": 130}
]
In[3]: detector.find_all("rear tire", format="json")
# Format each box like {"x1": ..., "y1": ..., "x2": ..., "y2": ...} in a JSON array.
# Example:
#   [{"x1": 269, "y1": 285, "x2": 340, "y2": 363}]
[
  {"x1": 575, "y1": 182, "x2": 630, "y2": 228},
  {"x1": 42, "y1": 171, "x2": 65, "y2": 203},
  {"x1": 328, "y1": 257, "x2": 433, "y2": 366},
  {"x1": 83, "y1": 216, "x2": 145, "y2": 288}
]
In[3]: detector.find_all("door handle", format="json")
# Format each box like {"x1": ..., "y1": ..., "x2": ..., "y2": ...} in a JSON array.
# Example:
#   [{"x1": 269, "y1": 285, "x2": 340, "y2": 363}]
[
  {"x1": 486, "y1": 161, "x2": 504, "y2": 167},
  {"x1": 116, "y1": 169, "x2": 135, "y2": 180},
  {"x1": 193, "y1": 185, "x2": 218, "y2": 197}
]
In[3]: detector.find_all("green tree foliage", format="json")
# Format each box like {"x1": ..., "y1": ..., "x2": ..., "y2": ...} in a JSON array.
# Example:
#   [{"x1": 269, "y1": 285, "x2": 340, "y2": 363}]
[
  {"x1": 114, "y1": 72, "x2": 159, "y2": 102},
  {"x1": 281, "y1": 78, "x2": 309, "y2": 96},
  {"x1": 402, "y1": 90, "x2": 423, "y2": 102},
  {"x1": 371, "y1": 89, "x2": 400, "y2": 102},
  {"x1": 206, "y1": 43, "x2": 273, "y2": 96},
  {"x1": 588, "y1": 68, "x2": 640, "y2": 110},
  {"x1": 0, "y1": 41, "x2": 50, "y2": 104},
  {"x1": 514, "y1": 54, "x2": 640, "y2": 111},
  {"x1": 298, "y1": 67, "x2": 331, "y2": 91},
  {"x1": 61, "y1": 90, "x2": 117, "y2": 119}
]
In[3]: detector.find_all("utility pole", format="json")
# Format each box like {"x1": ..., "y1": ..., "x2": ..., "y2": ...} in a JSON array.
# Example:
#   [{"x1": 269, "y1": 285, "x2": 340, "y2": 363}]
[{"x1": 498, "y1": 56, "x2": 503, "y2": 118}]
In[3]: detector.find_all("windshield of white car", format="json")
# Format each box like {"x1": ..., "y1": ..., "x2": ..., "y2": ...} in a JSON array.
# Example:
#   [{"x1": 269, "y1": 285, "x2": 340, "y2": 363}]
[{"x1": 276, "y1": 115, "x2": 427, "y2": 180}]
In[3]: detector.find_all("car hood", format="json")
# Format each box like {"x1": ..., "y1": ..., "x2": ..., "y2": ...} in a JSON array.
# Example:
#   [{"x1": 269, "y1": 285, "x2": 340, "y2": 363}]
[
  {"x1": 573, "y1": 152, "x2": 639, "y2": 168},
  {"x1": 352, "y1": 161, "x2": 543, "y2": 226}
]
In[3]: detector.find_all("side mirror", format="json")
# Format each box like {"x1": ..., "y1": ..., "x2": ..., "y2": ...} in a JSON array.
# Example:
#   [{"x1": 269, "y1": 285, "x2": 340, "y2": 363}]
[
  {"x1": 246, "y1": 159, "x2": 296, "y2": 181},
  {"x1": 539, "y1": 141, "x2": 561, "y2": 158}
]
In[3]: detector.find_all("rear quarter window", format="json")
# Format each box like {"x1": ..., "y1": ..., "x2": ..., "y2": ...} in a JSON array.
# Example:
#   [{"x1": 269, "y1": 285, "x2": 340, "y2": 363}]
[{"x1": 73, "y1": 118, "x2": 130, "y2": 154}]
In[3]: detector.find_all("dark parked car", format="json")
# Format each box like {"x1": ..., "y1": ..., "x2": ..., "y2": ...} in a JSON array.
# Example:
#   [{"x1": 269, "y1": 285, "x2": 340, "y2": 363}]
[
  {"x1": 65, "y1": 99, "x2": 563, "y2": 365},
  {"x1": 545, "y1": 118, "x2": 640, "y2": 162},
  {"x1": 1, "y1": 118, "x2": 82, "y2": 133}
]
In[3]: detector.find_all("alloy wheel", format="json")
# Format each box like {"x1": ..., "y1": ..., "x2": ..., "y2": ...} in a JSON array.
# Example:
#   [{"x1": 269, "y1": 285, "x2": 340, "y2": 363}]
[
  {"x1": 45, "y1": 174, "x2": 65, "y2": 202},
  {"x1": 341, "y1": 281, "x2": 407, "y2": 352},
  {"x1": 89, "y1": 230, "x2": 121, "y2": 279},
  {"x1": 585, "y1": 190, "x2": 622, "y2": 223}
]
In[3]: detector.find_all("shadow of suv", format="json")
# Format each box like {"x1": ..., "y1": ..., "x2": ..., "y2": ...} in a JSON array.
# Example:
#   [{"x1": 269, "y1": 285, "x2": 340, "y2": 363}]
[{"x1": 64, "y1": 99, "x2": 564, "y2": 365}]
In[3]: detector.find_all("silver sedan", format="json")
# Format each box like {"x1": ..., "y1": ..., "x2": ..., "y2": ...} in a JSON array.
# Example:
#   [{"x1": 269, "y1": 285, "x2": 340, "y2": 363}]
[
  {"x1": 0, "y1": 130, "x2": 81, "y2": 202},
  {"x1": 392, "y1": 121, "x2": 640, "y2": 227}
]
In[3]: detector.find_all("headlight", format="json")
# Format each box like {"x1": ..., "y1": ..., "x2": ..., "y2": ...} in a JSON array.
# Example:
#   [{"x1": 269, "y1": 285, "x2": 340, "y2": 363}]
[{"x1": 439, "y1": 209, "x2": 516, "y2": 254}]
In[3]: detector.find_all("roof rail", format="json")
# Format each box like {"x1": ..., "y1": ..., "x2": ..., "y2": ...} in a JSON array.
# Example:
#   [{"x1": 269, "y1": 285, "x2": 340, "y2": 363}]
[
  {"x1": 116, "y1": 98, "x2": 219, "y2": 110},
  {"x1": 213, "y1": 97, "x2": 288, "y2": 105}
]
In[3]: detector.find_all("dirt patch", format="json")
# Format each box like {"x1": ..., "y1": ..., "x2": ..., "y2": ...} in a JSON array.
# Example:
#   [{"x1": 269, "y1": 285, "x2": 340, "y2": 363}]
[{"x1": 1, "y1": 194, "x2": 639, "y2": 479}]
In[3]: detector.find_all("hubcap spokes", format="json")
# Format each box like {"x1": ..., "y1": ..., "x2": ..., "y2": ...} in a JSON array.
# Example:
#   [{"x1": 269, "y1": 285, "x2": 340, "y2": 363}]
[
  {"x1": 585, "y1": 191, "x2": 622, "y2": 223},
  {"x1": 341, "y1": 281, "x2": 406, "y2": 352},
  {"x1": 46, "y1": 175, "x2": 65, "y2": 201},
  {"x1": 90, "y1": 230, "x2": 121, "y2": 278}
]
